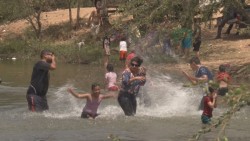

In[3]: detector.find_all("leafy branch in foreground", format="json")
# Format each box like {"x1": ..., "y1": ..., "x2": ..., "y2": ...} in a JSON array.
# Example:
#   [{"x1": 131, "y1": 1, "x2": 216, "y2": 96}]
[{"x1": 188, "y1": 86, "x2": 250, "y2": 141}]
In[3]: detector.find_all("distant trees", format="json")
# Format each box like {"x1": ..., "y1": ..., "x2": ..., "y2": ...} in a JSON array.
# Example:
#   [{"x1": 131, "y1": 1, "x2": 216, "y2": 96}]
[
  {"x1": 0, "y1": 0, "x2": 27, "y2": 23},
  {"x1": 23, "y1": 0, "x2": 51, "y2": 39},
  {"x1": 116, "y1": 0, "x2": 250, "y2": 38}
]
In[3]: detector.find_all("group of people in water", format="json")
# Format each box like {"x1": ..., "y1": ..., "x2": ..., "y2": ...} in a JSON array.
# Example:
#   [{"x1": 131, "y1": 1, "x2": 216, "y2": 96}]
[
  {"x1": 182, "y1": 56, "x2": 231, "y2": 125},
  {"x1": 26, "y1": 49, "x2": 231, "y2": 125},
  {"x1": 26, "y1": 49, "x2": 146, "y2": 119},
  {"x1": 26, "y1": 11, "x2": 232, "y2": 123}
]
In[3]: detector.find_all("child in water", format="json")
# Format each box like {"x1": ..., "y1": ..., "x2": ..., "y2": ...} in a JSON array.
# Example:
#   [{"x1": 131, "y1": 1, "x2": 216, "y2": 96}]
[
  {"x1": 67, "y1": 83, "x2": 116, "y2": 119},
  {"x1": 216, "y1": 64, "x2": 231, "y2": 96},
  {"x1": 105, "y1": 64, "x2": 119, "y2": 91},
  {"x1": 201, "y1": 87, "x2": 217, "y2": 124}
]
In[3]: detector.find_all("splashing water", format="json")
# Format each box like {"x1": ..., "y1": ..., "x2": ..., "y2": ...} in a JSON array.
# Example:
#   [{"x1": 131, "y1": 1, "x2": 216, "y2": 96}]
[
  {"x1": 43, "y1": 84, "x2": 84, "y2": 119},
  {"x1": 40, "y1": 71, "x2": 202, "y2": 119}
]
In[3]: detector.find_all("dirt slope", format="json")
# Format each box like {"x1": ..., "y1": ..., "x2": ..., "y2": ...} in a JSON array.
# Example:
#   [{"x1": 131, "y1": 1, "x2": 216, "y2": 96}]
[{"x1": 0, "y1": 7, "x2": 95, "y2": 39}]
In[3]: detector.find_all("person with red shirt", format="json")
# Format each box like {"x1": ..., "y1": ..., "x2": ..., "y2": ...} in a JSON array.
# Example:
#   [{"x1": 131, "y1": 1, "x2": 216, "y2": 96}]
[
  {"x1": 201, "y1": 87, "x2": 217, "y2": 124},
  {"x1": 125, "y1": 49, "x2": 136, "y2": 68},
  {"x1": 216, "y1": 64, "x2": 231, "y2": 96}
]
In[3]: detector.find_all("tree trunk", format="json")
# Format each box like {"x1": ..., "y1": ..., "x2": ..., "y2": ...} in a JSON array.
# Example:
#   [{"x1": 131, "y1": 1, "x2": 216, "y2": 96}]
[
  {"x1": 36, "y1": 11, "x2": 42, "y2": 39},
  {"x1": 181, "y1": 0, "x2": 199, "y2": 29},
  {"x1": 67, "y1": 0, "x2": 73, "y2": 26},
  {"x1": 75, "y1": 0, "x2": 81, "y2": 29},
  {"x1": 100, "y1": 0, "x2": 111, "y2": 28}
]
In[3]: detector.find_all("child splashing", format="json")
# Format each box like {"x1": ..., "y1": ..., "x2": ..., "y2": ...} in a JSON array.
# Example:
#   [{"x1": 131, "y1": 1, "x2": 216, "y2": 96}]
[{"x1": 67, "y1": 83, "x2": 116, "y2": 119}]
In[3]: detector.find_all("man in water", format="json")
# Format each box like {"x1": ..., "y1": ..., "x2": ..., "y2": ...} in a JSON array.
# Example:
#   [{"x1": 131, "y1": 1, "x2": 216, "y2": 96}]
[
  {"x1": 26, "y1": 50, "x2": 56, "y2": 112},
  {"x1": 182, "y1": 56, "x2": 213, "y2": 110}
]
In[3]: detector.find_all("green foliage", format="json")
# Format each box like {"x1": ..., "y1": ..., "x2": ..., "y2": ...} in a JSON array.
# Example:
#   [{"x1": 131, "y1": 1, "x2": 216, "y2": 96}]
[
  {"x1": 0, "y1": 0, "x2": 28, "y2": 23},
  {"x1": 0, "y1": 38, "x2": 33, "y2": 58},
  {"x1": 189, "y1": 85, "x2": 250, "y2": 141},
  {"x1": 42, "y1": 23, "x2": 74, "y2": 40}
]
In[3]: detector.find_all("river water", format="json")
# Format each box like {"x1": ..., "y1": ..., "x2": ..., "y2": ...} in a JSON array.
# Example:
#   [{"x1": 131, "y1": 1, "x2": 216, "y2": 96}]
[{"x1": 0, "y1": 60, "x2": 249, "y2": 141}]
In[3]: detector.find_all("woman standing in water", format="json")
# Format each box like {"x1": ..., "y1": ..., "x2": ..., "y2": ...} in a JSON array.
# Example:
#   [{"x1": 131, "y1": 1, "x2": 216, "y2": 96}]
[{"x1": 118, "y1": 56, "x2": 146, "y2": 116}]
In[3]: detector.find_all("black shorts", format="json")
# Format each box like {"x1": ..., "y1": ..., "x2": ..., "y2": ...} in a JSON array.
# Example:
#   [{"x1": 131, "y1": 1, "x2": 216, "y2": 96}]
[
  {"x1": 118, "y1": 91, "x2": 137, "y2": 116},
  {"x1": 193, "y1": 40, "x2": 201, "y2": 51},
  {"x1": 218, "y1": 87, "x2": 228, "y2": 96},
  {"x1": 26, "y1": 86, "x2": 48, "y2": 112}
]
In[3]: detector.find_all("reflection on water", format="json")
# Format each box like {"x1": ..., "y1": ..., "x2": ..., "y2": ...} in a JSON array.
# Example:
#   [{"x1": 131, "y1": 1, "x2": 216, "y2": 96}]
[{"x1": 0, "y1": 60, "x2": 250, "y2": 141}]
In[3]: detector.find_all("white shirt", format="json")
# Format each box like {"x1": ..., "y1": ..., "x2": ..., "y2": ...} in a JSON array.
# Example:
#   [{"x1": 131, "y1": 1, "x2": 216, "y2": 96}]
[{"x1": 119, "y1": 41, "x2": 127, "y2": 51}]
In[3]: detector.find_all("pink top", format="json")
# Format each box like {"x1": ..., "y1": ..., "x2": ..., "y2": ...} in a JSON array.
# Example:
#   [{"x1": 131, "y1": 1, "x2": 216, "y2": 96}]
[
  {"x1": 105, "y1": 72, "x2": 117, "y2": 88},
  {"x1": 83, "y1": 97, "x2": 102, "y2": 115}
]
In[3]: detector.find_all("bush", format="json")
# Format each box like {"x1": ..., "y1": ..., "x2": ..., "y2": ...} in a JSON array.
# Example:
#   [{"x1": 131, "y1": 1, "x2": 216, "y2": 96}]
[{"x1": 0, "y1": 0, "x2": 28, "y2": 24}]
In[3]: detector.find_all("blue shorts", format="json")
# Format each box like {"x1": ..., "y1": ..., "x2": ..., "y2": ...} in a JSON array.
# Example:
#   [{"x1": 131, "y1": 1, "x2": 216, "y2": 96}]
[{"x1": 201, "y1": 115, "x2": 211, "y2": 124}]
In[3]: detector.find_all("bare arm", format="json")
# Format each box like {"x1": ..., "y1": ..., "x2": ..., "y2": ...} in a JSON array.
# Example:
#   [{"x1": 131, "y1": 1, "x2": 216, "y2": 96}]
[
  {"x1": 67, "y1": 88, "x2": 90, "y2": 99},
  {"x1": 129, "y1": 76, "x2": 146, "y2": 84},
  {"x1": 208, "y1": 94, "x2": 217, "y2": 109},
  {"x1": 182, "y1": 71, "x2": 208, "y2": 85},
  {"x1": 182, "y1": 71, "x2": 198, "y2": 84},
  {"x1": 50, "y1": 54, "x2": 56, "y2": 70}
]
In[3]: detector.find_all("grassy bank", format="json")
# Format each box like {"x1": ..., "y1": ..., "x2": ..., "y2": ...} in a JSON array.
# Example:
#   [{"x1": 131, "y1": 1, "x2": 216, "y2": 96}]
[{"x1": 0, "y1": 20, "x2": 105, "y2": 64}]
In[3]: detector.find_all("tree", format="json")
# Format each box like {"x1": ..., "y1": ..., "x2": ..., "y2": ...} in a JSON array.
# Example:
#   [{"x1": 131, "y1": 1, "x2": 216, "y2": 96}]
[
  {"x1": 67, "y1": 0, "x2": 74, "y2": 26},
  {"x1": 23, "y1": 0, "x2": 50, "y2": 39},
  {"x1": 75, "y1": 0, "x2": 82, "y2": 29}
]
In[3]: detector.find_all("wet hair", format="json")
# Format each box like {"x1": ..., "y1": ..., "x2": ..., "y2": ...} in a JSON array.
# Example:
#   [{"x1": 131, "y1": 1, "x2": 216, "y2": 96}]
[
  {"x1": 91, "y1": 83, "x2": 100, "y2": 90},
  {"x1": 106, "y1": 64, "x2": 114, "y2": 72},
  {"x1": 130, "y1": 56, "x2": 143, "y2": 66},
  {"x1": 40, "y1": 49, "x2": 53, "y2": 59},
  {"x1": 189, "y1": 56, "x2": 201, "y2": 65},
  {"x1": 208, "y1": 86, "x2": 215, "y2": 93},
  {"x1": 219, "y1": 64, "x2": 226, "y2": 72}
]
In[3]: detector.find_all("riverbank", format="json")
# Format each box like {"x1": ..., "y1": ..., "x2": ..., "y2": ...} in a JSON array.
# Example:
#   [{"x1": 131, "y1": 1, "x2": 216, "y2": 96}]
[{"x1": 0, "y1": 7, "x2": 250, "y2": 81}]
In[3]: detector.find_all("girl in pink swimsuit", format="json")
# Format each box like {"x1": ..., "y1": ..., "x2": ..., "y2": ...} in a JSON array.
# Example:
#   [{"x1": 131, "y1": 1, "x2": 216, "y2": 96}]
[
  {"x1": 67, "y1": 83, "x2": 116, "y2": 119},
  {"x1": 105, "y1": 64, "x2": 119, "y2": 91}
]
